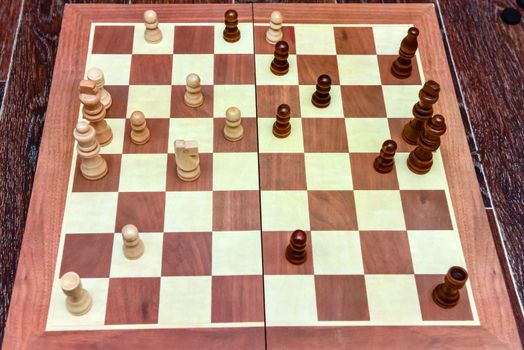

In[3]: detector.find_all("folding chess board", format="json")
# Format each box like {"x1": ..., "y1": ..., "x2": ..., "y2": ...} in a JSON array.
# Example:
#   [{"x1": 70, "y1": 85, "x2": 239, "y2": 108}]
[{"x1": 3, "y1": 4, "x2": 521, "y2": 349}]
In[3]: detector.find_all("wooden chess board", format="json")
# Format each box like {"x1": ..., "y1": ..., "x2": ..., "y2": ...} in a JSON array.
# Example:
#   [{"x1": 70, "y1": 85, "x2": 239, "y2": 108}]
[{"x1": 3, "y1": 4, "x2": 521, "y2": 349}]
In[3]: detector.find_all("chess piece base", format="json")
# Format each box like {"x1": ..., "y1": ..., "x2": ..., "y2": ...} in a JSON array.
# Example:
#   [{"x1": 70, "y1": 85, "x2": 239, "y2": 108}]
[
  {"x1": 177, "y1": 166, "x2": 201, "y2": 182},
  {"x1": 374, "y1": 157, "x2": 394, "y2": 174},
  {"x1": 407, "y1": 152, "x2": 432, "y2": 175},
  {"x1": 145, "y1": 29, "x2": 162, "y2": 44},
  {"x1": 100, "y1": 91, "x2": 112, "y2": 110},
  {"x1": 123, "y1": 239, "x2": 145, "y2": 260},
  {"x1": 285, "y1": 246, "x2": 307, "y2": 265},
  {"x1": 131, "y1": 129, "x2": 151, "y2": 145},
  {"x1": 432, "y1": 284, "x2": 460, "y2": 309},
  {"x1": 270, "y1": 62, "x2": 289, "y2": 76},
  {"x1": 312, "y1": 95, "x2": 331, "y2": 108},
  {"x1": 80, "y1": 157, "x2": 108, "y2": 181},
  {"x1": 184, "y1": 93, "x2": 204, "y2": 108},
  {"x1": 224, "y1": 126, "x2": 244, "y2": 142},
  {"x1": 401, "y1": 121, "x2": 420, "y2": 145},
  {"x1": 66, "y1": 290, "x2": 93, "y2": 316},
  {"x1": 391, "y1": 61, "x2": 413, "y2": 79},
  {"x1": 223, "y1": 30, "x2": 240, "y2": 43},
  {"x1": 266, "y1": 31, "x2": 283, "y2": 45},
  {"x1": 272, "y1": 122, "x2": 291, "y2": 138}
]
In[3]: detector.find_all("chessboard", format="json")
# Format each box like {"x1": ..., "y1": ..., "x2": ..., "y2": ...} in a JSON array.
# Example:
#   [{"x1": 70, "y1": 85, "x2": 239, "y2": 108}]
[{"x1": 3, "y1": 4, "x2": 521, "y2": 349}]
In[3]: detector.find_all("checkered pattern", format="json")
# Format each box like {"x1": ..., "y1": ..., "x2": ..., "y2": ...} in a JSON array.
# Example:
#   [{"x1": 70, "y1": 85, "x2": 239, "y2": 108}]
[
  {"x1": 254, "y1": 23, "x2": 476, "y2": 327},
  {"x1": 47, "y1": 21, "x2": 478, "y2": 331}
]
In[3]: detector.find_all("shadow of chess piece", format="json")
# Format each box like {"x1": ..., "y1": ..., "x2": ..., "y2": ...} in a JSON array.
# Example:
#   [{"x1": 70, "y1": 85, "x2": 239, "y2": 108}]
[
  {"x1": 272, "y1": 104, "x2": 291, "y2": 138},
  {"x1": 223, "y1": 9, "x2": 240, "y2": 43},
  {"x1": 391, "y1": 27, "x2": 419, "y2": 79},
  {"x1": 285, "y1": 230, "x2": 307, "y2": 265},
  {"x1": 432, "y1": 266, "x2": 468, "y2": 308},
  {"x1": 271, "y1": 41, "x2": 289, "y2": 76},
  {"x1": 374, "y1": 140, "x2": 397, "y2": 173},
  {"x1": 402, "y1": 80, "x2": 440, "y2": 145},
  {"x1": 311, "y1": 74, "x2": 331, "y2": 108}
]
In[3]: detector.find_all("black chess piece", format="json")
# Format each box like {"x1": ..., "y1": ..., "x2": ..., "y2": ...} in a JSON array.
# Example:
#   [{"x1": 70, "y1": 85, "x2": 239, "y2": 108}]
[
  {"x1": 374, "y1": 140, "x2": 397, "y2": 173},
  {"x1": 270, "y1": 41, "x2": 289, "y2": 76},
  {"x1": 311, "y1": 74, "x2": 331, "y2": 108},
  {"x1": 285, "y1": 230, "x2": 307, "y2": 265},
  {"x1": 391, "y1": 27, "x2": 419, "y2": 79},
  {"x1": 272, "y1": 104, "x2": 291, "y2": 138},
  {"x1": 223, "y1": 9, "x2": 240, "y2": 43},
  {"x1": 432, "y1": 266, "x2": 468, "y2": 308}
]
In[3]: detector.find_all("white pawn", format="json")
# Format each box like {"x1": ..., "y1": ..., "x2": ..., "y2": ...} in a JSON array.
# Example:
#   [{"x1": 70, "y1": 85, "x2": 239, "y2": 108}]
[
  {"x1": 121, "y1": 224, "x2": 145, "y2": 260},
  {"x1": 224, "y1": 106, "x2": 243, "y2": 142},
  {"x1": 74, "y1": 120, "x2": 108, "y2": 181},
  {"x1": 184, "y1": 73, "x2": 204, "y2": 108},
  {"x1": 144, "y1": 10, "x2": 162, "y2": 44},
  {"x1": 266, "y1": 11, "x2": 284, "y2": 44},
  {"x1": 60, "y1": 272, "x2": 93, "y2": 316},
  {"x1": 87, "y1": 67, "x2": 112, "y2": 110},
  {"x1": 174, "y1": 140, "x2": 201, "y2": 182},
  {"x1": 130, "y1": 111, "x2": 151, "y2": 145}
]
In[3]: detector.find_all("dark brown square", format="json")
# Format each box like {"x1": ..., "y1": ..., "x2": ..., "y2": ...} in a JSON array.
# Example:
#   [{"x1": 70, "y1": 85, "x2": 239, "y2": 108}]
[
  {"x1": 60, "y1": 233, "x2": 113, "y2": 278},
  {"x1": 166, "y1": 153, "x2": 212, "y2": 191},
  {"x1": 130, "y1": 54, "x2": 172, "y2": 85},
  {"x1": 360, "y1": 231, "x2": 413, "y2": 274},
  {"x1": 297, "y1": 55, "x2": 340, "y2": 85},
  {"x1": 213, "y1": 118, "x2": 258, "y2": 152},
  {"x1": 162, "y1": 232, "x2": 212, "y2": 276},
  {"x1": 254, "y1": 26, "x2": 296, "y2": 54},
  {"x1": 256, "y1": 85, "x2": 301, "y2": 118},
  {"x1": 170, "y1": 85, "x2": 213, "y2": 118},
  {"x1": 378, "y1": 55, "x2": 421, "y2": 85},
  {"x1": 72, "y1": 154, "x2": 121, "y2": 192},
  {"x1": 388, "y1": 118, "x2": 415, "y2": 152},
  {"x1": 123, "y1": 119, "x2": 169, "y2": 154},
  {"x1": 302, "y1": 119, "x2": 348, "y2": 153},
  {"x1": 341, "y1": 86, "x2": 386, "y2": 118},
  {"x1": 115, "y1": 192, "x2": 165, "y2": 232},
  {"x1": 211, "y1": 275, "x2": 264, "y2": 322},
  {"x1": 213, "y1": 191, "x2": 260, "y2": 231},
  {"x1": 308, "y1": 191, "x2": 358, "y2": 230},
  {"x1": 214, "y1": 54, "x2": 255, "y2": 84},
  {"x1": 350, "y1": 153, "x2": 399, "y2": 190},
  {"x1": 334, "y1": 27, "x2": 376, "y2": 55},
  {"x1": 105, "y1": 86, "x2": 129, "y2": 118},
  {"x1": 259, "y1": 153, "x2": 306, "y2": 190},
  {"x1": 416, "y1": 275, "x2": 473, "y2": 321},
  {"x1": 174, "y1": 26, "x2": 214, "y2": 54},
  {"x1": 315, "y1": 275, "x2": 370, "y2": 321},
  {"x1": 262, "y1": 231, "x2": 313, "y2": 275},
  {"x1": 400, "y1": 190, "x2": 453, "y2": 230},
  {"x1": 92, "y1": 26, "x2": 134, "y2": 54},
  {"x1": 105, "y1": 277, "x2": 160, "y2": 325}
]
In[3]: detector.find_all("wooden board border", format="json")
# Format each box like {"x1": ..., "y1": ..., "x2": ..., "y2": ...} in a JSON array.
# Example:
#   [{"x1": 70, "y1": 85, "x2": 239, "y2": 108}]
[{"x1": 2, "y1": 3, "x2": 521, "y2": 349}]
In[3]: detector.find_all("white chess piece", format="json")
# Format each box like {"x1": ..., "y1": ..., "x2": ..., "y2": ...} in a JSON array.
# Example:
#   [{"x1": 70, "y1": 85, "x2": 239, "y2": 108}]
[
  {"x1": 87, "y1": 67, "x2": 112, "y2": 110},
  {"x1": 223, "y1": 106, "x2": 243, "y2": 141},
  {"x1": 60, "y1": 272, "x2": 93, "y2": 316},
  {"x1": 184, "y1": 73, "x2": 204, "y2": 108},
  {"x1": 174, "y1": 140, "x2": 201, "y2": 182},
  {"x1": 121, "y1": 224, "x2": 145, "y2": 260},
  {"x1": 266, "y1": 11, "x2": 284, "y2": 44},
  {"x1": 130, "y1": 111, "x2": 151, "y2": 145},
  {"x1": 73, "y1": 120, "x2": 108, "y2": 181},
  {"x1": 144, "y1": 10, "x2": 162, "y2": 43}
]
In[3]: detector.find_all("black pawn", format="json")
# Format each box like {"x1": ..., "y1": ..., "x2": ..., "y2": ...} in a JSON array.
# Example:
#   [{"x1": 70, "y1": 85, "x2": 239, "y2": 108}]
[
  {"x1": 374, "y1": 140, "x2": 397, "y2": 173},
  {"x1": 270, "y1": 41, "x2": 289, "y2": 76},
  {"x1": 285, "y1": 230, "x2": 307, "y2": 265},
  {"x1": 311, "y1": 74, "x2": 331, "y2": 108},
  {"x1": 223, "y1": 9, "x2": 240, "y2": 43},
  {"x1": 432, "y1": 266, "x2": 468, "y2": 308},
  {"x1": 272, "y1": 104, "x2": 291, "y2": 138}
]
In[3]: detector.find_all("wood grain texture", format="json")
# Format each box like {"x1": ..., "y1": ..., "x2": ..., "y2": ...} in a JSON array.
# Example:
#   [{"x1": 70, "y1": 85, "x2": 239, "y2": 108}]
[
  {"x1": 0, "y1": 0, "x2": 128, "y2": 346},
  {"x1": 254, "y1": 3, "x2": 520, "y2": 347},
  {"x1": 0, "y1": 0, "x2": 22, "y2": 80}
]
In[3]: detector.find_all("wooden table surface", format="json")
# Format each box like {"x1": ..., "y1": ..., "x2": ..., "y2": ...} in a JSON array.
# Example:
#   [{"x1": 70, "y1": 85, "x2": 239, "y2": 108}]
[{"x1": 0, "y1": 0, "x2": 522, "y2": 345}]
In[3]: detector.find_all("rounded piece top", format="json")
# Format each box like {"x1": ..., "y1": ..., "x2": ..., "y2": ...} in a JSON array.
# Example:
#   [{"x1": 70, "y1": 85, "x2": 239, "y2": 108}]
[
  {"x1": 291, "y1": 229, "x2": 307, "y2": 245},
  {"x1": 277, "y1": 103, "x2": 291, "y2": 116},
  {"x1": 122, "y1": 224, "x2": 139, "y2": 242},
  {"x1": 226, "y1": 106, "x2": 241, "y2": 121},
  {"x1": 383, "y1": 139, "x2": 397, "y2": 153},
  {"x1": 60, "y1": 272, "x2": 81, "y2": 291},
  {"x1": 144, "y1": 10, "x2": 158, "y2": 24},
  {"x1": 317, "y1": 74, "x2": 332, "y2": 86},
  {"x1": 275, "y1": 40, "x2": 289, "y2": 53},
  {"x1": 408, "y1": 26, "x2": 419, "y2": 37},
  {"x1": 130, "y1": 110, "x2": 145, "y2": 125},
  {"x1": 86, "y1": 67, "x2": 103, "y2": 82},
  {"x1": 271, "y1": 11, "x2": 283, "y2": 24},
  {"x1": 75, "y1": 120, "x2": 91, "y2": 134},
  {"x1": 186, "y1": 73, "x2": 201, "y2": 88},
  {"x1": 432, "y1": 114, "x2": 445, "y2": 127},
  {"x1": 225, "y1": 9, "x2": 238, "y2": 21}
]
